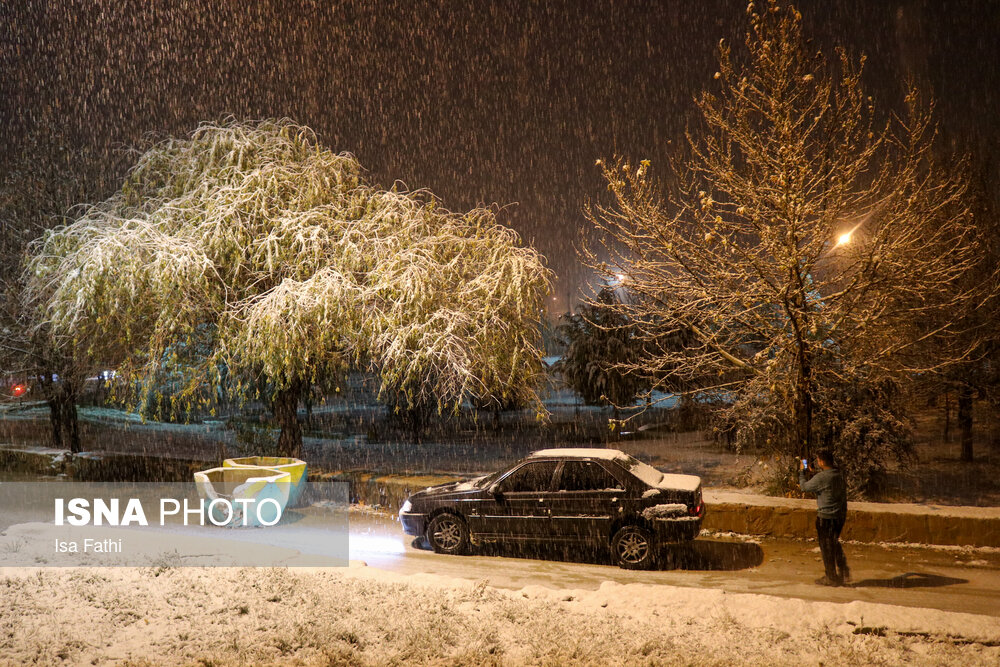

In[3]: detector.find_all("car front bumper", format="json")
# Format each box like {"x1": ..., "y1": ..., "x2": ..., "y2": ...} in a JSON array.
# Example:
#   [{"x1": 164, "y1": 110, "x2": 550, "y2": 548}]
[{"x1": 399, "y1": 510, "x2": 428, "y2": 536}]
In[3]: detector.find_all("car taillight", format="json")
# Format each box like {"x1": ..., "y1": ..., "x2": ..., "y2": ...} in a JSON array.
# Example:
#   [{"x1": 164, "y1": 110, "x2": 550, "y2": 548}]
[{"x1": 688, "y1": 489, "x2": 703, "y2": 516}]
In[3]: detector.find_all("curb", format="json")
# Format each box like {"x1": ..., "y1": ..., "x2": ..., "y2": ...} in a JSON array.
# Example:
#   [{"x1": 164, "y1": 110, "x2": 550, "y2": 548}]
[
  {"x1": 704, "y1": 490, "x2": 1000, "y2": 548},
  {"x1": 0, "y1": 445, "x2": 208, "y2": 481},
  {"x1": 313, "y1": 470, "x2": 461, "y2": 510}
]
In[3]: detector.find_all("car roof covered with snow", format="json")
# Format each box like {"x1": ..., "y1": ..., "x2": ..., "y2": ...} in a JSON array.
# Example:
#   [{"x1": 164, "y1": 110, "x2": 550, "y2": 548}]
[
  {"x1": 529, "y1": 448, "x2": 701, "y2": 492},
  {"x1": 529, "y1": 448, "x2": 630, "y2": 460}
]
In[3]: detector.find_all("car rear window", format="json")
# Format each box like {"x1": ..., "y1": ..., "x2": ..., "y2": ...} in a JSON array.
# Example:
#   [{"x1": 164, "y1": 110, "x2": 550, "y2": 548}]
[{"x1": 557, "y1": 461, "x2": 624, "y2": 492}]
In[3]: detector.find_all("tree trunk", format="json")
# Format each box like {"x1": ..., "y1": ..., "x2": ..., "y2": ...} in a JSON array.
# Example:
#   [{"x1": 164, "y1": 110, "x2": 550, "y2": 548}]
[
  {"x1": 303, "y1": 385, "x2": 314, "y2": 430},
  {"x1": 943, "y1": 391, "x2": 951, "y2": 443},
  {"x1": 47, "y1": 378, "x2": 81, "y2": 453},
  {"x1": 410, "y1": 406, "x2": 426, "y2": 443},
  {"x1": 273, "y1": 382, "x2": 304, "y2": 458},
  {"x1": 957, "y1": 385, "x2": 974, "y2": 462},
  {"x1": 793, "y1": 353, "x2": 813, "y2": 460}
]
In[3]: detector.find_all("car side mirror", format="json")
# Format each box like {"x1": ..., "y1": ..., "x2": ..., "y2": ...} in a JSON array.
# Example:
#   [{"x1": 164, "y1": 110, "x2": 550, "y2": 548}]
[{"x1": 488, "y1": 484, "x2": 504, "y2": 501}]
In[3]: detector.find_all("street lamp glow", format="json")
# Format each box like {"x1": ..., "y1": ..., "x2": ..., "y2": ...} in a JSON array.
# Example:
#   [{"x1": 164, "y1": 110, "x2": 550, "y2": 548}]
[
  {"x1": 833, "y1": 220, "x2": 864, "y2": 249},
  {"x1": 616, "y1": 273, "x2": 627, "y2": 283}
]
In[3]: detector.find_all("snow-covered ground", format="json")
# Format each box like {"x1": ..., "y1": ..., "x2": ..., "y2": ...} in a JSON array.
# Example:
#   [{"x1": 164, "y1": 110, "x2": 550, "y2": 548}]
[{"x1": 2, "y1": 562, "x2": 998, "y2": 665}]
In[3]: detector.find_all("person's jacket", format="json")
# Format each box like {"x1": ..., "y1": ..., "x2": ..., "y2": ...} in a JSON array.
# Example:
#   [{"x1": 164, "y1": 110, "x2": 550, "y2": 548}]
[{"x1": 799, "y1": 467, "x2": 847, "y2": 519}]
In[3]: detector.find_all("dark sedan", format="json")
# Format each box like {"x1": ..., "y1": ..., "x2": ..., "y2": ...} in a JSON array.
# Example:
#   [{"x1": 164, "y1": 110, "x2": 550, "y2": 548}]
[{"x1": 399, "y1": 448, "x2": 704, "y2": 569}]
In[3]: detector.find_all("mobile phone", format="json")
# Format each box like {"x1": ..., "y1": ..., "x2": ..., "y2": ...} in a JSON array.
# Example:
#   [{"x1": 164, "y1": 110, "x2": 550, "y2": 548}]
[{"x1": 801, "y1": 458, "x2": 809, "y2": 469}]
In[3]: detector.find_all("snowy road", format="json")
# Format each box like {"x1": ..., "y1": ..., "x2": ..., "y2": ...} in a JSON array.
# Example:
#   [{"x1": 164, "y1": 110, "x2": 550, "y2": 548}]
[{"x1": 348, "y1": 507, "x2": 1000, "y2": 618}]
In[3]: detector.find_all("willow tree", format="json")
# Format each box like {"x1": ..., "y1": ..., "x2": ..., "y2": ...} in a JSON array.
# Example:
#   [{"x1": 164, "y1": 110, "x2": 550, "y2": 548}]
[
  {"x1": 585, "y1": 2, "x2": 994, "y2": 485},
  {"x1": 1, "y1": 128, "x2": 121, "y2": 452},
  {"x1": 25, "y1": 119, "x2": 551, "y2": 457}
]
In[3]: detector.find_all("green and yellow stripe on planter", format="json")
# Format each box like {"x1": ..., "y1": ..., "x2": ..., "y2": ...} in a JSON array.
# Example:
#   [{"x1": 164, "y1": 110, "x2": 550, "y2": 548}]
[
  {"x1": 194, "y1": 466, "x2": 291, "y2": 527},
  {"x1": 223, "y1": 457, "x2": 308, "y2": 507}
]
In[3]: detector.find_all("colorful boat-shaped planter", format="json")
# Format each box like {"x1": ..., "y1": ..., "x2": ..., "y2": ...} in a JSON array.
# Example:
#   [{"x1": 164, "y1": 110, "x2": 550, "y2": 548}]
[
  {"x1": 223, "y1": 456, "x2": 308, "y2": 507},
  {"x1": 194, "y1": 466, "x2": 291, "y2": 527}
]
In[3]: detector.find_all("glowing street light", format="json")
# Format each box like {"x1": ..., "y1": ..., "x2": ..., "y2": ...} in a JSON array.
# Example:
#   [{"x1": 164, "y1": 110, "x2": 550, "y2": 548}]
[{"x1": 832, "y1": 212, "x2": 872, "y2": 250}]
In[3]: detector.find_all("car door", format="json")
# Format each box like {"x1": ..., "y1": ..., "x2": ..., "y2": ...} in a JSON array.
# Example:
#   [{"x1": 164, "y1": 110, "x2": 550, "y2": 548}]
[
  {"x1": 547, "y1": 460, "x2": 627, "y2": 543},
  {"x1": 474, "y1": 460, "x2": 558, "y2": 541}
]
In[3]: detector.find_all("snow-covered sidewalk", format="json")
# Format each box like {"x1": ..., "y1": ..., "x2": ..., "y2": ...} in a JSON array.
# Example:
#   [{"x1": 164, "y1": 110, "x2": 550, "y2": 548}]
[{"x1": 2, "y1": 563, "x2": 998, "y2": 665}]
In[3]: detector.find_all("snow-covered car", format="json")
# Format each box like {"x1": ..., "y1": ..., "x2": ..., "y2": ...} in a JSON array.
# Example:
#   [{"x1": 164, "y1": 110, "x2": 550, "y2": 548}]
[{"x1": 399, "y1": 448, "x2": 704, "y2": 569}]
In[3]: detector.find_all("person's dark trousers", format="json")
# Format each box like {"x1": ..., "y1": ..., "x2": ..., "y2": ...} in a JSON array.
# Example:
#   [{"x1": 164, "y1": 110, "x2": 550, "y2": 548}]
[{"x1": 816, "y1": 515, "x2": 848, "y2": 583}]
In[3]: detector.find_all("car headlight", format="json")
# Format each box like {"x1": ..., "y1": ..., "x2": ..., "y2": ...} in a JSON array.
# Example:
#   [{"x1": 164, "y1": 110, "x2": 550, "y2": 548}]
[{"x1": 400, "y1": 500, "x2": 412, "y2": 513}]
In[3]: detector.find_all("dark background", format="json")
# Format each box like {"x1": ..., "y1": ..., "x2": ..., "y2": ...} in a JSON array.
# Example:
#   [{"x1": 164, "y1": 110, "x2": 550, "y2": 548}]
[{"x1": 3, "y1": 1, "x2": 998, "y2": 310}]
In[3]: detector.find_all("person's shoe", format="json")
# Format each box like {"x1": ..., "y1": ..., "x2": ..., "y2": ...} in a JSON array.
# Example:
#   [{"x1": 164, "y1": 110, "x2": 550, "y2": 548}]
[
  {"x1": 815, "y1": 576, "x2": 842, "y2": 587},
  {"x1": 840, "y1": 568, "x2": 852, "y2": 584}
]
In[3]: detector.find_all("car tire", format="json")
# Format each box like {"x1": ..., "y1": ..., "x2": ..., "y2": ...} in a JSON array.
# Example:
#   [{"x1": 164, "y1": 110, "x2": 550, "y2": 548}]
[
  {"x1": 426, "y1": 513, "x2": 470, "y2": 555},
  {"x1": 612, "y1": 525, "x2": 656, "y2": 570}
]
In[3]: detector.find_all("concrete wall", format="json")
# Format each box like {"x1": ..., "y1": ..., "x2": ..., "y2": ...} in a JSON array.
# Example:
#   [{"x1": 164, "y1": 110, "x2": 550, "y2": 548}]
[{"x1": 702, "y1": 491, "x2": 1000, "y2": 548}]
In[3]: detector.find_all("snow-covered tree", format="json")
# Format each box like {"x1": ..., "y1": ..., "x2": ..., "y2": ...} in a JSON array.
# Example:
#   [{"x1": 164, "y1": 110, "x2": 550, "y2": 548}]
[
  {"x1": 25, "y1": 119, "x2": 551, "y2": 457},
  {"x1": 926, "y1": 152, "x2": 1000, "y2": 463},
  {"x1": 555, "y1": 288, "x2": 648, "y2": 413},
  {"x1": 585, "y1": 2, "x2": 997, "y2": 486},
  {"x1": 1, "y1": 128, "x2": 121, "y2": 452}
]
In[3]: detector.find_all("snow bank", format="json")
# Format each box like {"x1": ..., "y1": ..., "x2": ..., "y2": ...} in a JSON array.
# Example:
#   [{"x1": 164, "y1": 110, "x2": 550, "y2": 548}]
[
  {"x1": 516, "y1": 579, "x2": 1000, "y2": 645},
  {"x1": 1, "y1": 563, "x2": 997, "y2": 665}
]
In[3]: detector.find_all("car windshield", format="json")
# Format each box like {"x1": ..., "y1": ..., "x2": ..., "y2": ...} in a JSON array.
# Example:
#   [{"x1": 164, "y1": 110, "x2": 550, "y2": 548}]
[
  {"x1": 621, "y1": 454, "x2": 664, "y2": 487},
  {"x1": 477, "y1": 468, "x2": 506, "y2": 488}
]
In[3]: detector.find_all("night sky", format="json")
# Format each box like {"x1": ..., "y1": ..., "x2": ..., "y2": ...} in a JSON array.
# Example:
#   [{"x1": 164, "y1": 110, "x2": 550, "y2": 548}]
[{"x1": 3, "y1": 1, "x2": 998, "y2": 310}]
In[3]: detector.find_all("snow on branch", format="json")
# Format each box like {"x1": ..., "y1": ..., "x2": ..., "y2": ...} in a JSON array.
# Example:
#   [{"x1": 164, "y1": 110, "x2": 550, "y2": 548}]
[
  {"x1": 24, "y1": 118, "x2": 552, "y2": 417},
  {"x1": 583, "y1": 2, "x2": 999, "y2": 466}
]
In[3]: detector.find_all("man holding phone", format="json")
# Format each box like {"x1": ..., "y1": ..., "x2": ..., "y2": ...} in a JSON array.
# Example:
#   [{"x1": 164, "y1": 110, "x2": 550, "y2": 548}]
[{"x1": 799, "y1": 449, "x2": 850, "y2": 586}]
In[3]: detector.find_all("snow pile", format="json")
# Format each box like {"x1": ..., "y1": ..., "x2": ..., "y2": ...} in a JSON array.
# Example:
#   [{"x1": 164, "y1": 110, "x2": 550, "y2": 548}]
[
  {"x1": 516, "y1": 579, "x2": 1000, "y2": 646},
  {"x1": 641, "y1": 503, "x2": 688, "y2": 520},
  {"x1": 1, "y1": 563, "x2": 997, "y2": 665}
]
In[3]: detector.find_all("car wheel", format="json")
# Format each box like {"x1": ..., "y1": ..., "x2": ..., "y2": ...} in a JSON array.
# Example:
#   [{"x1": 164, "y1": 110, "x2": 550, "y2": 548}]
[
  {"x1": 612, "y1": 525, "x2": 656, "y2": 569},
  {"x1": 426, "y1": 513, "x2": 470, "y2": 555}
]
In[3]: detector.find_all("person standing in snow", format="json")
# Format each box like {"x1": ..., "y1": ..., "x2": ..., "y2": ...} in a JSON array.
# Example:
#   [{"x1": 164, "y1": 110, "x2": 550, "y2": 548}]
[{"x1": 799, "y1": 449, "x2": 850, "y2": 586}]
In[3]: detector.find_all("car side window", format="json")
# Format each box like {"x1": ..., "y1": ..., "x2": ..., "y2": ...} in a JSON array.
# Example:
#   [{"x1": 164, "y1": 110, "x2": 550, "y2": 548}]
[
  {"x1": 497, "y1": 461, "x2": 558, "y2": 493},
  {"x1": 558, "y1": 461, "x2": 624, "y2": 492}
]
